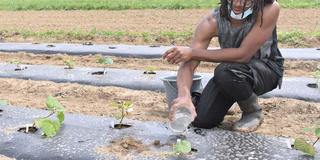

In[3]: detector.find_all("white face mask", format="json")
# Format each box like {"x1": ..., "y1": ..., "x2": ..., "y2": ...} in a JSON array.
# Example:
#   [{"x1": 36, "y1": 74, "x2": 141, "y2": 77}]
[{"x1": 228, "y1": 4, "x2": 253, "y2": 20}]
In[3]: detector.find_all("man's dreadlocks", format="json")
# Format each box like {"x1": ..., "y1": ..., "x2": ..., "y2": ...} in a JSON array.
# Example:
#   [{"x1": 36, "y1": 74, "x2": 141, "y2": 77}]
[{"x1": 220, "y1": 0, "x2": 275, "y2": 26}]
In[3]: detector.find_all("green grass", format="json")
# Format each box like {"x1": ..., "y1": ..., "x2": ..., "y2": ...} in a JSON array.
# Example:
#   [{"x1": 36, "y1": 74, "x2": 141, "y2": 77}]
[
  {"x1": 0, "y1": 28, "x2": 195, "y2": 42},
  {"x1": 278, "y1": 28, "x2": 320, "y2": 47},
  {"x1": 0, "y1": 0, "x2": 317, "y2": 10},
  {"x1": 2, "y1": 28, "x2": 319, "y2": 47}
]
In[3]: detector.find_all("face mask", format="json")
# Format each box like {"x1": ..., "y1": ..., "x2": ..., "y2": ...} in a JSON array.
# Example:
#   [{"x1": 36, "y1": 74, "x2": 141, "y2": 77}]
[{"x1": 228, "y1": 4, "x2": 253, "y2": 20}]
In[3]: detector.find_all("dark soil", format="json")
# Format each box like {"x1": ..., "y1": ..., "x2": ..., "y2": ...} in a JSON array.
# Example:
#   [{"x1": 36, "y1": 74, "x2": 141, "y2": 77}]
[{"x1": 17, "y1": 126, "x2": 38, "y2": 134}]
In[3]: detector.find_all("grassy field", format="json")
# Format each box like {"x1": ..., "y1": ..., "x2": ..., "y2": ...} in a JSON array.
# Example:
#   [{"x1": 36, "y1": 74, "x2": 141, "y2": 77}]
[
  {"x1": 0, "y1": 0, "x2": 318, "y2": 10},
  {"x1": 1, "y1": 28, "x2": 319, "y2": 47}
]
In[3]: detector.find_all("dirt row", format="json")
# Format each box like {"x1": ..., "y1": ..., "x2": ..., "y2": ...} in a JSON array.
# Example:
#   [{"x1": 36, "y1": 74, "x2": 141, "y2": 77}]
[{"x1": 1, "y1": 78, "x2": 320, "y2": 141}]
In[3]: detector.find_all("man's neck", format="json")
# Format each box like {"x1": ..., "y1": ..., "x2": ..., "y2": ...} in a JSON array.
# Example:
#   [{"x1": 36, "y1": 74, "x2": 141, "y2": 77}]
[{"x1": 229, "y1": 15, "x2": 247, "y2": 27}]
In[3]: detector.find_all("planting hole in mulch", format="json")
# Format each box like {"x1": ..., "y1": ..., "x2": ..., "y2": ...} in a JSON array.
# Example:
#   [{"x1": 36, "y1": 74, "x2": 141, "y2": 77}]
[
  {"x1": 169, "y1": 134, "x2": 187, "y2": 143},
  {"x1": 64, "y1": 66, "x2": 74, "y2": 69},
  {"x1": 91, "y1": 71, "x2": 105, "y2": 75},
  {"x1": 194, "y1": 128, "x2": 206, "y2": 136},
  {"x1": 108, "y1": 46, "x2": 116, "y2": 49},
  {"x1": 83, "y1": 42, "x2": 93, "y2": 45},
  {"x1": 0, "y1": 109, "x2": 3, "y2": 115},
  {"x1": 14, "y1": 66, "x2": 27, "y2": 71},
  {"x1": 143, "y1": 71, "x2": 156, "y2": 74},
  {"x1": 113, "y1": 124, "x2": 132, "y2": 129},
  {"x1": 307, "y1": 83, "x2": 318, "y2": 88},
  {"x1": 17, "y1": 126, "x2": 38, "y2": 134},
  {"x1": 191, "y1": 148, "x2": 198, "y2": 152},
  {"x1": 54, "y1": 91, "x2": 70, "y2": 97},
  {"x1": 149, "y1": 45, "x2": 160, "y2": 47},
  {"x1": 46, "y1": 44, "x2": 55, "y2": 48},
  {"x1": 153, "y1": 140, "x2": 173, "y2": 148}
]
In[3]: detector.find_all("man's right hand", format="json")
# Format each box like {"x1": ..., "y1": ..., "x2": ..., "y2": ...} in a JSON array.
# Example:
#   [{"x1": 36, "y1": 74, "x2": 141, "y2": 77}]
[{"x1": 169, "y1": 96, "x2": 197, "y2": 122}]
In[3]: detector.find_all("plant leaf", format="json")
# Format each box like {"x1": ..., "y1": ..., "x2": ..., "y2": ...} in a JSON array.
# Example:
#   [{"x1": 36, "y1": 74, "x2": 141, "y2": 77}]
[
  {"x1": 173, "y1": 140, "x2": 191, "y2": 154},
  {"x1": 52, "y1": 120, "x2": 61, "y2": 132},
  {"x1": 41, "y1": 118, "x2": 57, "y2": 137},
  {"x1": 294, "y1": 138, "x2": 316, "y2": 157},
  {"x1": 41, "y1": 132, "x2": 47, "y2": 138},
  {"x1": 70, "y1": 61, "x2": 76, "y2": 67},
  {"x1": 302, "y1": 126, "x2": 315, "y2": 132},
  {"x1": 0, "y1": 100, "x2": 7, "y2": 105},
  {"x1": 116, "y1": 114, "x2": 123, "y2": 120},
  {"x1": 10, "y1": 59, "x2": 21, "y2": 64},
  {"x1": 46, "y1": 96, "x2": 60, "y2": 111},
  {"x1": 124, "y1": 101, "x2": 132, "y2": 107},
  {"x1": 56, "y1": 106, "x2": 65, "y2": 112},
  {"x1": 57, "y1": 111, "x2": 64, "y2": 123},
  {"x1": 34, "y1": 117, "x2": 43, "y2": 128},
  {"x1": 98, "y1": 58, "x2": 104, "y2": 64},
  {"x1": 104, "y1": 57, "x2": 113, "y2": 65},
  {"x1": 315, "y1": 128, "x2": 320, "y2": 138},
  {"x1": 109, "y1": 104, "x2": 122, "y2": 108}
]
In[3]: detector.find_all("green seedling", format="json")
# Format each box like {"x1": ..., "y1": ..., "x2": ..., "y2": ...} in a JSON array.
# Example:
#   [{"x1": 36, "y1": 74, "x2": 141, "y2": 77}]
[
  {"x1": 10, "y1": 59, "x2": 21, "y2": 64},
  {"x1": 294, "y1": 122, "x2": 320, "y2": 157},
  {"x1": 63, "y1": 58, "x2": 76, "y2": 69},
  {"x1": 109, "y1": 101, "x2": 133, "y2": 126},
  {"x1": 97, "y1": 56, "x2": 113, "y2": 75},
  {"x1": 9, "y1": 59, "x2": 27, "y2": 71},
  {"x1": 173, "y1": 139, "x2": 191, "y2": 155},
  {"x1": 143, "y1": 66, "x2": 156, "y2": 74},
  {"x1": 313, "y1": 65, "x2": 320, "y2": 88},
  {"x1": 10, "y1": 59, "x2": 21, "y2": 67},
  {"x1": 32, "y1": 96, "x2": 65, "y2": 138},
  {"x1": 0, "y1": 100, "x2": 7, "y2": 105}
]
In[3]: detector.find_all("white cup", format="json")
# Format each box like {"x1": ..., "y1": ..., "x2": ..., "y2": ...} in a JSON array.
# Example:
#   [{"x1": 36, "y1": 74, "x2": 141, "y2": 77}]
[{"x1": 168, "y1": 105, "x2": 195, "y2": 134}]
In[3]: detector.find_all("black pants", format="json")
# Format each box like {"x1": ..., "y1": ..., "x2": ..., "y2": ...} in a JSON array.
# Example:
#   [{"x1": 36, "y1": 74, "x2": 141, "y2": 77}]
[{"x1": 192, "y1": 59, "x2": 280, "y2": 129}]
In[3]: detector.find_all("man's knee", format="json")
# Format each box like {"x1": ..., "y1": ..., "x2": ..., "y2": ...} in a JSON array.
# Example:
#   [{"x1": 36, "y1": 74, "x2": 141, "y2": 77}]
[
  {"x1": 214, "y1": 63, "x2": 233, "y2": 83},
  {"x1": 192, "y1": 118, "x2": 220, "y2": 129},
  {"x1": 214, "y1": 63, "x2": 247, "y2": 87}
]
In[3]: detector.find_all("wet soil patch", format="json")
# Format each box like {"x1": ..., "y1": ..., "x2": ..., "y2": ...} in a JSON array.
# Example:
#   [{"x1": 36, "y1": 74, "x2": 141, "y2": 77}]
[
  {"x1": 153, "y1": 140, "x2": 173, "y2": 148},
  {"x1": 94, "y1": 136, "x2": 150, "y2": 158},
  {"x1": 17, "y1": 126, "x2": 38, "y2": 134}
]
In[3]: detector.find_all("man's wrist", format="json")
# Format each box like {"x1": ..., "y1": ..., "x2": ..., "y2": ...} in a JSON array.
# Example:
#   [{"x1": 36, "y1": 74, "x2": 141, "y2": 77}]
[
  {"x1": 178, "y1": 89, "x2": 191, "y2": 99},
  {"x1": 190, "y1": 48, "x2": 202, "y2": 61}
]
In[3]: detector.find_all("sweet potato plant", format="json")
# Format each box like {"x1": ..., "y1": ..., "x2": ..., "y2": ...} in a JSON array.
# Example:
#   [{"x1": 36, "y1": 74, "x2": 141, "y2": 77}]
[{"x1": 33, "y1": 96, "x2": 65, "y2": 137}]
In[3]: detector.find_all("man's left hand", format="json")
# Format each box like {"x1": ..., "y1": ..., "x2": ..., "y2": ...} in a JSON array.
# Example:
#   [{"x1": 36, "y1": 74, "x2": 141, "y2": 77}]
[{"x1": 162, "y1": 46, "x2": 194, "y2": 64}]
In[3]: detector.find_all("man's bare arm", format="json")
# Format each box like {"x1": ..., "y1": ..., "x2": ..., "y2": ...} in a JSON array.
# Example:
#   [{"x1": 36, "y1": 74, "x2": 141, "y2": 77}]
[
  {"x1": 191, "y1": 2, "x2": 280, "y2": 63},
  {"x1": 176, "y1": 12, "x2": 217, "y2": 98}
]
